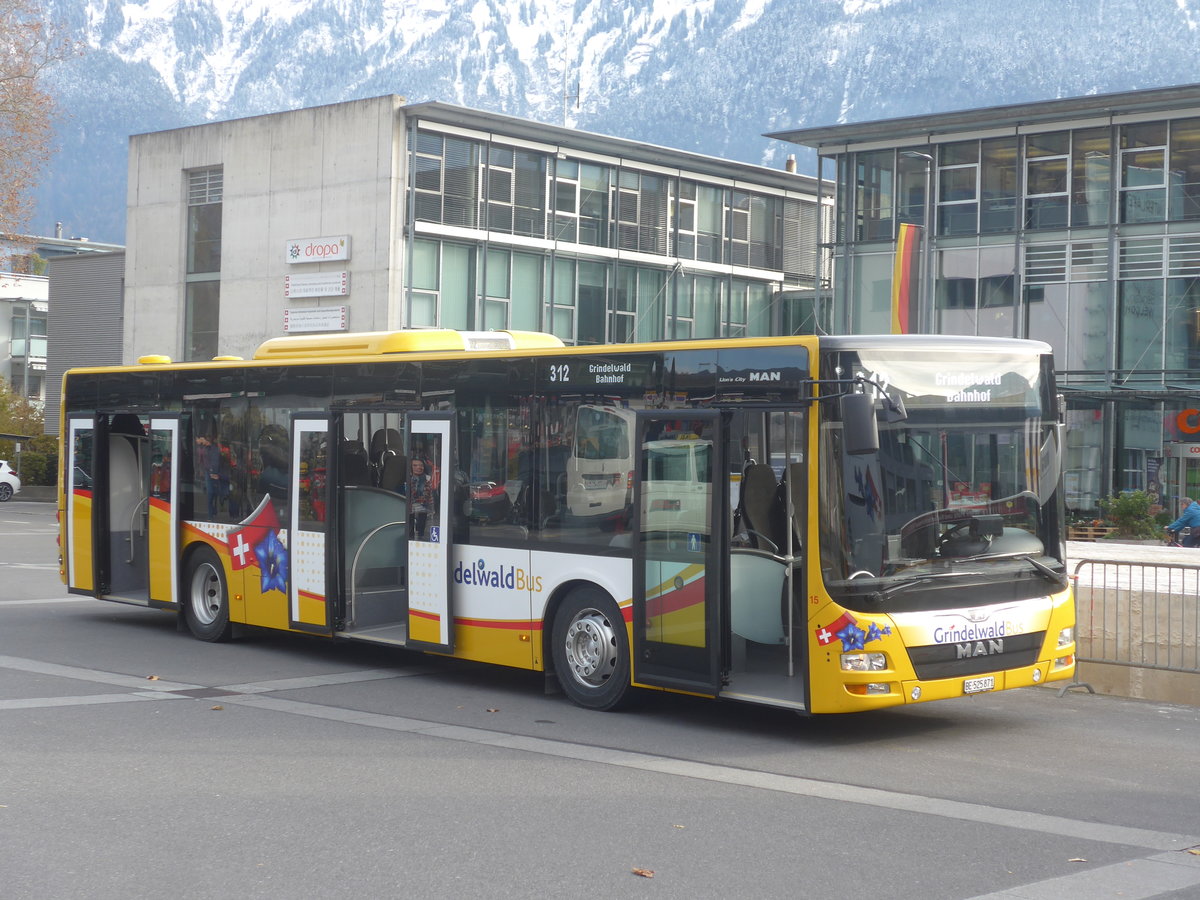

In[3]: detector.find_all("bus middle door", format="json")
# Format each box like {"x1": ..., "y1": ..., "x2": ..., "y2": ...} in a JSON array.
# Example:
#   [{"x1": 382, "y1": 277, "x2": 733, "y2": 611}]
[
  {"x1": 631, "y1": 410, "x2": 723, "y2": 696},
  {"x1": 405, "y1": 413, "x2": 455, "y2": 653},
  {"x1": 288, "y1": 416, "x2": 332, "y2": 633}
]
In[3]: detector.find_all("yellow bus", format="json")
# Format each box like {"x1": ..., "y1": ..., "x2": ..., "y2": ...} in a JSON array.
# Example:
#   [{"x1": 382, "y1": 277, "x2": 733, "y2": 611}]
[{"x1": 57, "y1": 329, "x2": 1076, "y2": 713}]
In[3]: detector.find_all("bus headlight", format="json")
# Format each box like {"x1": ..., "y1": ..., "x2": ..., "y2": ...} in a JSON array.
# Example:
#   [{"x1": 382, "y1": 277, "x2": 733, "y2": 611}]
[
  {"x1": 1057, "y1": 626, "x2": 1074, "y2": 648},
  {"x1": 841, "y1": 651, "x2": 886, "y2": 672}
]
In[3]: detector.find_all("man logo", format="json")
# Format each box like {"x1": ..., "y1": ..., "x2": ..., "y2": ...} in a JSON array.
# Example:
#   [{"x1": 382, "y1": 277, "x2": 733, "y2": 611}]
[
  {"x1": 749, "y1": 371, "x2": 781, "y2": 382},
  {"x1": 957, "y1": 639, "x2": 1004, "y2": 659}
]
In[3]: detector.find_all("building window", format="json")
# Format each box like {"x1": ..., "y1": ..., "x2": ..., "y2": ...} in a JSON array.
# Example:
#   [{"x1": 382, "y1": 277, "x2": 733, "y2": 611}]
[
  {"x1": 486, "y1": 145, "x2": 515, "y2": 232},
  {"x1": 980, "y1": 137, "x2": 1018, "y2": 233},
  {"x1": 578, "y1": 163, "x2": 611, "y2": 247},
  {"x1": 613, "y1": 265, "x2": 665, "y2": 342},
  {"x1": 1169, "y1": 118, "x2": 1200, "y2": 221},
  {"x1": 513, "y1": 149, "x2": 546, "y2": 238},
  {"x1": 185, "y1": 281, "x2": 220, "y2": 361},
  {"x1": 551, "y1": 258, "x2": 577, "y2": 342},
  {"x1": 550, "y1": 158, "x2": 579, "y2": 242},
  {"x1": 615, "y1": 170, "x2": 670, "y2": 255},
  {"x1": 1120, "y1": 123, "x2": 1168, "y2": 224},
  {"x1": 1024, "y1": 242, "x2": 1109, "y2": 376},
  {"x1": 737, "y1": 279, "x2": 773, "y2": 337},
  {"x1": 935, "y1": 246, "x2": 1019, "y2": 338},
  {"x1": 485, "y1": 248, "x2": 543, "y2": 331},
  {"x1": 936, "y1": 142, "x2": 978, "y2": 236},
  {"x1": 1071, "y1": 128, "x2": 1111, "y2": 226},
  {"x1": 854, "y1": 150, "x2": 894, "y2": 241},
  {"x1": 413, "y1": 131, "x2": 479, "y2": 228},
  {"x1": 408, "y1": 239, "x2": 475, "y2": 329},
  {"x1": 410, "y1": 239, "x2": 439, "y2": 326},
  {"x1": 185, "y1": 167, "x2": 222, "y2": 361},
  {"x1": 1024, "y1": 131, "x2": 1069, "y2": 230}
]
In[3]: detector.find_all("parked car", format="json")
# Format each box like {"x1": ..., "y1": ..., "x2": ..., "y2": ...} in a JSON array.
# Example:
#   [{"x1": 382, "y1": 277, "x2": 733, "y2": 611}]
[{"x1": 0, "y1": 460, "x2": 20, "y2": 501}]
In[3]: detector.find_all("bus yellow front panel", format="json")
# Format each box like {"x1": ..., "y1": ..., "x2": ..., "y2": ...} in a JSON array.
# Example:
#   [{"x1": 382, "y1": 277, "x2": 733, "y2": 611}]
[{"x1": 807, "y1": 588, "x2": 1074, "y2": 713}]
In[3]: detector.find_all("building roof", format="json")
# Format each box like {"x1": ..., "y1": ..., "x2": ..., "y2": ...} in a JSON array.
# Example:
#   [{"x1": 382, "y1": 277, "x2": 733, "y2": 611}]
[
  {"x1": 766, "y1": 82, "x2": 1200, "y2": 150},
  {"x1": 401, "y1": 101, "x2": 818, "y2": 193}
]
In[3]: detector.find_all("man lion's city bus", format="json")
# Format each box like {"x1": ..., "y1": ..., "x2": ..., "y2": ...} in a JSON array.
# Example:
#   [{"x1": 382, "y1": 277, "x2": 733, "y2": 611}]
[{"x1": 57, "y1": 330, "x2": 1076, "y2": 714}]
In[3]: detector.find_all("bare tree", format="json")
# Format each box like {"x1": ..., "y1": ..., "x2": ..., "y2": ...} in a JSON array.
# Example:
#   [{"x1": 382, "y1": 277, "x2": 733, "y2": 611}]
[{"x1": 0, "y1": 0, "x2": 74, "y2": 244}]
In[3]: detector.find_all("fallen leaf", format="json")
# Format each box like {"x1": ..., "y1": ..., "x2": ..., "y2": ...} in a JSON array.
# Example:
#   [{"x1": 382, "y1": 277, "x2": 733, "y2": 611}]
[
  {"x1": 1189, "y1": 848, "x2": 1200, "y2": 856},
  {"x1": 211, "y1": 705, "x2": 224, "y2": 710},
  {"x1": 486, "y1": 708, "x2": 499, "y2": 713},
  {"x1": 146, "y1": 675, "x2": 159, "y2": 681},
  {"x1": 673, "y1": 824, "x2": 685, "y2": 829},
  {"x1": 632, "y1": 868, "x2": 654, "y2": 878},
  {"x1": 1069, "y1": 858, "x2": 1087, "y2": 863}
]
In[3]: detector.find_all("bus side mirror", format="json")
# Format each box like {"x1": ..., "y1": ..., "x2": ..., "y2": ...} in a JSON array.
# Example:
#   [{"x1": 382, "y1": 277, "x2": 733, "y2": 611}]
[{"x1": 841, "y1": 392, "x2": 879, "y2": 456}]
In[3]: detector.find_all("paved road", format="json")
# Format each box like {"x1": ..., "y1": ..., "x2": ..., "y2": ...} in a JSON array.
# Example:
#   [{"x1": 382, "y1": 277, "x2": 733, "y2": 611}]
[{"x1": 2, "y1": 500, "x2": 1199, "y2": 899}]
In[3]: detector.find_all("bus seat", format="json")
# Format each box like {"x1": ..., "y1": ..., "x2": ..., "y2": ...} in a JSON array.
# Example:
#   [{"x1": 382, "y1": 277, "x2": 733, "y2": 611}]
[
  {"x1": 340, "y1": 440, "x2": 370, "y2": 486},
  {"x1": 740, "y1": 463, "x2": 780, "y2": 552},
  {"x1": 378, "y1": 453, "x2": 407, "y2": 492},
  {"x1": 370, "y1": 427, "x2": 402, "y2": 461},
  {"x1": 729, "y1": 550, "x2": 787, "y2": 645}
]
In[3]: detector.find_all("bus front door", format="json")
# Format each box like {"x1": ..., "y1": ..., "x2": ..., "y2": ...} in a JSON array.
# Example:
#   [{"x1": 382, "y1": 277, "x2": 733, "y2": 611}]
[
  {"x1": 631, "y1": 411, "x2": 722, "y2": 696},
  {"x1": 65, "y1": 416, "x2": 97, "y2": 594},
  {"x1": 92, "y1": 413, "x2": 153, "y2": 604}
]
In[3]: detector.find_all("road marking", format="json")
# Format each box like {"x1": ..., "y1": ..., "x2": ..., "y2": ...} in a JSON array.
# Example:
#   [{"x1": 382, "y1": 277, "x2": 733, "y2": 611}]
[
  {"x1": 966, "y1": 850, "x2": 1200, "y2": 899},
  {"x1": 0, "y1": 692, "x2": 184, "y2": 710},
  {"x1": 0, "y1": 654, "x2": 202, "y2": 691},
  {"x1": 0, "y1": 597, "x2": 93, "y2": 605},
  {"x1": 3, "y1": 648, "x2": 1199, "y2": 898},
  {"x1": 218, "y1": 668, "x2": 437, "y2": 694}
]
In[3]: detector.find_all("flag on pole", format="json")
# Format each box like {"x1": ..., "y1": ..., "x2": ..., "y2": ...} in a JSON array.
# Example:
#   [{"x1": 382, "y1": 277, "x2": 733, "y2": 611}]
[{"x1": 892, "y1": 222, "x2": 922, "y2": 334}]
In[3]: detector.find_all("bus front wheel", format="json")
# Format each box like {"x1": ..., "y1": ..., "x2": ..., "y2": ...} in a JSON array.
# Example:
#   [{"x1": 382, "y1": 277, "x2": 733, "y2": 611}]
[
  {"x1": 183, "y1": 548, "x2": 233, "y2": 642},
  {"x1": 551, "y1": 588, "x2": 630, "y2": 711}
]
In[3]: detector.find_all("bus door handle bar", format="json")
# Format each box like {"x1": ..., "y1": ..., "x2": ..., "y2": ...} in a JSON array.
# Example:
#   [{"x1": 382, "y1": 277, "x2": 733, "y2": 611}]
[
  {"x1": 126, "y1": 495, "x2": 151, "y2": 563},
  {"x1": 347, "y1": 521, "x2": 407, "y2": 625}
]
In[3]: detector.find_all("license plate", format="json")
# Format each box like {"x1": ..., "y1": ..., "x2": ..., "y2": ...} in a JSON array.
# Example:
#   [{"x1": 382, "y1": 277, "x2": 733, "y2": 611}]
[{"x1": 963, "y1": 675, "x2": 995, "y2": 694}]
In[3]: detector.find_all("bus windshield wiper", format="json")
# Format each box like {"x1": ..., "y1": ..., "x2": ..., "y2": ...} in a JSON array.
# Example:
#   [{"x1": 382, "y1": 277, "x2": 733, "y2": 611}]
[
  {"x1": 952, "y1": 551, "x2": 1068, "y2": 587},
  {"x1": 870, "y1": 569, "x2": 986, "y2": 600}
]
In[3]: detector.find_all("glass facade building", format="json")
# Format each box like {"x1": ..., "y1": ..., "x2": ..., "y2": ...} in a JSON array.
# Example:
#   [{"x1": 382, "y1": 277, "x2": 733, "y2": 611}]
[
  {"x1": 770, "y1": 84, "x2": 1200, "y2": 517},
  {"x1": 403, "y1": 106, "x2": 824, "y2": 345}
]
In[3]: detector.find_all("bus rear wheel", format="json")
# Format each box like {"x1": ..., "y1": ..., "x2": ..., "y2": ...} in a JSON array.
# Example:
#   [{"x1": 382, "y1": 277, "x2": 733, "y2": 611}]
[
  {"x1": 183, "y1": 548, "x2": 233, "y2": 642},
  {"x1": 551, "y1": 588, "x2": 630, "y2": 710}
]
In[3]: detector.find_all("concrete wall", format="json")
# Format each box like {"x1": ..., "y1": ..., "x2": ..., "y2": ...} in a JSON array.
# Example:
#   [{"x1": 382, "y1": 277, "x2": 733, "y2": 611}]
[
  {"x1": 125, "y1": 95, "x2": 406, "y2": 363},
  {"x1": 45, "y1": 252, "x2": 125, "y2": 436}
]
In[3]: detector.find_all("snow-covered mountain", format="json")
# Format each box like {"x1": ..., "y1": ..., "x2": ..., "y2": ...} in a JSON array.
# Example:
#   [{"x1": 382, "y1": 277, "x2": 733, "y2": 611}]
[{"x1": 39, "y1": 0, "x2": 1200, "y2": 244}]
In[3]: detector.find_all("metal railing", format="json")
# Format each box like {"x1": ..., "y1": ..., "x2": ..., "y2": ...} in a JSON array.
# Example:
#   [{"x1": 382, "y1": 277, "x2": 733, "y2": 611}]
[{"x1": 1072, "y1": 559, "x2": 1200, "y2": 674}]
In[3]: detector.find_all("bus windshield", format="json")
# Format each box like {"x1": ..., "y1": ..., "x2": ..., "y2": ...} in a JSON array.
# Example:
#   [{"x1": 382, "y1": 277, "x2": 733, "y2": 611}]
[{"x1": 819, "y1": 348, "x2": 1063, "y2": 613}]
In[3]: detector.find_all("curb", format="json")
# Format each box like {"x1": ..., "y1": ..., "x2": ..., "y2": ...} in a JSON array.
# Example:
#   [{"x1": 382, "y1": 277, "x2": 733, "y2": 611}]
[{"x1": 7, "y1": 485, "x2": 56, "y2": 503}]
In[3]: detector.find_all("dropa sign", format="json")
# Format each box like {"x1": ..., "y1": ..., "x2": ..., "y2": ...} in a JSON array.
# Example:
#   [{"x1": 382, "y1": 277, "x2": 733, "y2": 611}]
[{"x1": 285, "y1": 235, "x2": 351, "y2": 264}]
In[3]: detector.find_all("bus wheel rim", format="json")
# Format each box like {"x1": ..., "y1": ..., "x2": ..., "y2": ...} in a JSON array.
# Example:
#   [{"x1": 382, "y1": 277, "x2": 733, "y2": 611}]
[
  {"x1": 189, "y1": 562, "x2": 221, "y2": 626},
  {"x1": 564, "y1": 608, "x2": 616, "y2": 687}
]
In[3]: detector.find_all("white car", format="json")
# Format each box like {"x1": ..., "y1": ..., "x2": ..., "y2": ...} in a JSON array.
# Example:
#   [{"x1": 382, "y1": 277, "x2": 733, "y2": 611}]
[{"x1": 0, "y1": 460, "x2": 20, "y2": 501}]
